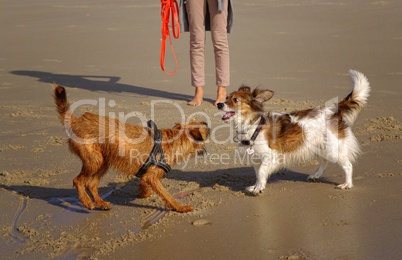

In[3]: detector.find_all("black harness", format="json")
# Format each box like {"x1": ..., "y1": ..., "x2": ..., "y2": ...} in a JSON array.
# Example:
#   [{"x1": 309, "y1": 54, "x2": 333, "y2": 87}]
[{"x1": 136, "y1": 120, "x2": 172, "y2": 178}]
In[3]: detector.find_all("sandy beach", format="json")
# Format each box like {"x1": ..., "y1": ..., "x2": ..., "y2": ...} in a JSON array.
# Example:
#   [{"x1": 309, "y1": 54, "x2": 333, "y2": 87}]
[{"x1": 1, "y1": 0, "x2": 401, "y2": 259}]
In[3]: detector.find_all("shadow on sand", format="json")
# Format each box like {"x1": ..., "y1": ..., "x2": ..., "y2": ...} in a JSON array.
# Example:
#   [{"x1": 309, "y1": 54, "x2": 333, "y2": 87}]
[
  {"x1": 10, "y1": 70, "x2": 216, "y2": 103},
  {"x1": 0, "y1": 167, "x2": 336, "y2": 214}
]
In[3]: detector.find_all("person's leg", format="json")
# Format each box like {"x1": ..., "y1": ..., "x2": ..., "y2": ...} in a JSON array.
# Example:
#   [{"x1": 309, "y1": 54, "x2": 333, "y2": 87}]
[
  {"x1": 186, "y1": 0, "x2": 207, "y2": 106},
  {"x1": 208, "y1": 0, "x2": 229, "y2": 106}
]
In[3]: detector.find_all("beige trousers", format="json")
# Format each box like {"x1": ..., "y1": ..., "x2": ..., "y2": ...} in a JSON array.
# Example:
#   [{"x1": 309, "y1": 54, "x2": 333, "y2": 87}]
[{"x1": 186, "y1": 0, "x2": 230, "y2": 87}]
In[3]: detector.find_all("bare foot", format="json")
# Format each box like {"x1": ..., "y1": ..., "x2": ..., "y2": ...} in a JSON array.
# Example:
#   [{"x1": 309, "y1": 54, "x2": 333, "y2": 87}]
[
  {"x1": 214, "y1": 86, "x2": 227, "y2": 106},
  {"x1": 188, "y1": 86, "x2": 203, "y2": 106}
]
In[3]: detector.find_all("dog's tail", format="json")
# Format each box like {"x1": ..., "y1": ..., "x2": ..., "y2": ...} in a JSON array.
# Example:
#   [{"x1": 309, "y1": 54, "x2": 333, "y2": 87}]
[
  {"x1": 338, "y1": 70, "x2": 371, "y2": 126},
  {"x1": 53, "y1": 84, "x2": 74, "y2": 125}
]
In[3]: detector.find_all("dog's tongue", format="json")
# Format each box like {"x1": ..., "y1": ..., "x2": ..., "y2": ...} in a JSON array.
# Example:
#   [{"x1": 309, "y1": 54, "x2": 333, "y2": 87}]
[{"x1": 222, "y1": 111, "x2": 235, "y2": 120}]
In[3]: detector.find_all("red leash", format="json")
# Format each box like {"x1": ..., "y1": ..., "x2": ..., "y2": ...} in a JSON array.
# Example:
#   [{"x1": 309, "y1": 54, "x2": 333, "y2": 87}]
[{"x1": 160, "y1": 0, "x2": 180, "y2": 76}]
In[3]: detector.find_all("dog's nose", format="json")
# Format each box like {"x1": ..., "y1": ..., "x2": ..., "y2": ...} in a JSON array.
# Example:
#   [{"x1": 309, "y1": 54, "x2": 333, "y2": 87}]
[{"x1": 217, "y1": 102, "x2": 224, "y2": 110}]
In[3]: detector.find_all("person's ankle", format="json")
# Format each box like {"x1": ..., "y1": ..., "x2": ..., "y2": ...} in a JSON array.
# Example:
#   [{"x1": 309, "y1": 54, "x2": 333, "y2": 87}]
[
  {"x1": 215, "y1": 86, "x2": 227, "y2": 106},
  {"x1": 188, "y1": 86, "x2": 204, "y2": 106}
]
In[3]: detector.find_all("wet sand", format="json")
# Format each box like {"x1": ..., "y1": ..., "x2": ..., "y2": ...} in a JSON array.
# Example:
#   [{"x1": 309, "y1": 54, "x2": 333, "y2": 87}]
[{"x1": 1, "y1": 0, "x2": 401, "y2": 259}]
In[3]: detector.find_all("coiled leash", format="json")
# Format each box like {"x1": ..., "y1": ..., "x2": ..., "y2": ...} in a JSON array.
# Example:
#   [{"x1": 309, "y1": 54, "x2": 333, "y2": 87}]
[
  {"x1": 160, "y1": 0, "x2": 180, "y2": 76},
  {"x1": 137, "y1": 120, "x2": 172, "y2": 178}
]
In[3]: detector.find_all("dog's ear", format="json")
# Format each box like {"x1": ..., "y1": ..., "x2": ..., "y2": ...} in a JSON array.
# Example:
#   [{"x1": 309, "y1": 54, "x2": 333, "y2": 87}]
[
  {"x1": 252, "y1": 89, "x2": 274, "y2": 103},
  {"x1": 238, "y1": 85, "x2": 251, "y2": 93},
  {"x1": 188, "y1": 123, "x2": 210, "y2": 142}
]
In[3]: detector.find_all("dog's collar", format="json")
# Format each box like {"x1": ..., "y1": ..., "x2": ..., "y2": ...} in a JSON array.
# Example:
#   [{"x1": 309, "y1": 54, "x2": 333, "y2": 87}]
[
  {"x1": 236, "y1": 117, "x2": 261, "y2": 135},
  {"x1": 137, "y1": 120, "x2": 172, "y2": 178},
  {"x1": 237, "y1": 116, "x2": 266, "y2": 146}
]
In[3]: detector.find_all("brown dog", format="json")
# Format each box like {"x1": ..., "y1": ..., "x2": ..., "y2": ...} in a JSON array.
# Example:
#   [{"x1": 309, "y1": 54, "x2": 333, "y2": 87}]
[{"x1": 53, "y1": 85, "x2": 209, "y2": 213}]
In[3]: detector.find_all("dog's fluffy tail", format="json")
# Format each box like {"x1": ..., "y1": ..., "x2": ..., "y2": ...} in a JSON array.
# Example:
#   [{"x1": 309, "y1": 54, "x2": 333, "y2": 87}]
[
  {"x1": 338, "y1": 70, "x2": 371, "y2": 126},
  {"x1": 53, "y1": 84, "x2": 73, "y2": 125}
]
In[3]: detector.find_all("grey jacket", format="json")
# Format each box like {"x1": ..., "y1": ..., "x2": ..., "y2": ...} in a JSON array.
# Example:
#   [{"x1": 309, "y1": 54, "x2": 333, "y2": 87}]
[{"x1": 179, "y1": 0, "x2": 234, "y2": 33}]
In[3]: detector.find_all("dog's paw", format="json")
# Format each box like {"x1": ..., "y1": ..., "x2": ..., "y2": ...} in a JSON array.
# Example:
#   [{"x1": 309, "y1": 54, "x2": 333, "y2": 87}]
[
  {"x1": 307, "y1": 176, "x2": 320, "y2": 182},
  {"x1": 175, "y1": 205, "x2": 193, "y2": 213},
  {"x1": 138, "y1": 185, "x2": 152, "y2": 198},
  {"x1": 96, "y1": 201, "x2": 111, "y2": 210},
  {"x1": 139, "y1": 191, "x2": 152, "y2": 199},
  {"x1": 81, "y1": 201, "x2": 95, "y2": 210},
  {"x1": 336, "y1": 183, "x2": 353, "y2": 190},
  {"x1": 245, "y1": 185, "x2": 265, "y2": 196}
]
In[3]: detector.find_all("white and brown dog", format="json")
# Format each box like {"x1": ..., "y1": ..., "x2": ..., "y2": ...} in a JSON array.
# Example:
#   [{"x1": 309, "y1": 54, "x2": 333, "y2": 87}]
[{"x1": 217, "y1": 70, "x2": 370, "y2": 195}]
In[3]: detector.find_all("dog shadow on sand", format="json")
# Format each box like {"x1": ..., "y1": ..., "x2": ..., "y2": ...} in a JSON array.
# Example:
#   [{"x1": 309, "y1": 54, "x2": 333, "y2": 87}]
[
  {"x1": 0, "y1": 182, "x2": 165, "y2": 214},
  {"x1": 10, "y1": 70, "x2": 215, "y2": 103},
  {"x1": 0, "y1": 167, "x2": 336, "y2": 214},
  {"x1": 167, "y1": 167, "x2": 338, "y2": 192}
]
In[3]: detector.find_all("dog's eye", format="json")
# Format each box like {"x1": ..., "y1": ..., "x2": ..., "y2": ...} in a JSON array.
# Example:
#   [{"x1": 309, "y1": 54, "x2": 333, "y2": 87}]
[{"x1": 233, "y1": 98, "x2": 240, "y2": 103}]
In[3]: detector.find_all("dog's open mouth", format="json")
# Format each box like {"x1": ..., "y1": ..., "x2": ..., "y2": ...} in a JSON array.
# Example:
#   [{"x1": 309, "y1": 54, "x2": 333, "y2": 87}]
[{"x1": 222, "y1": 111, "x2": 235, "y2": 121}]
